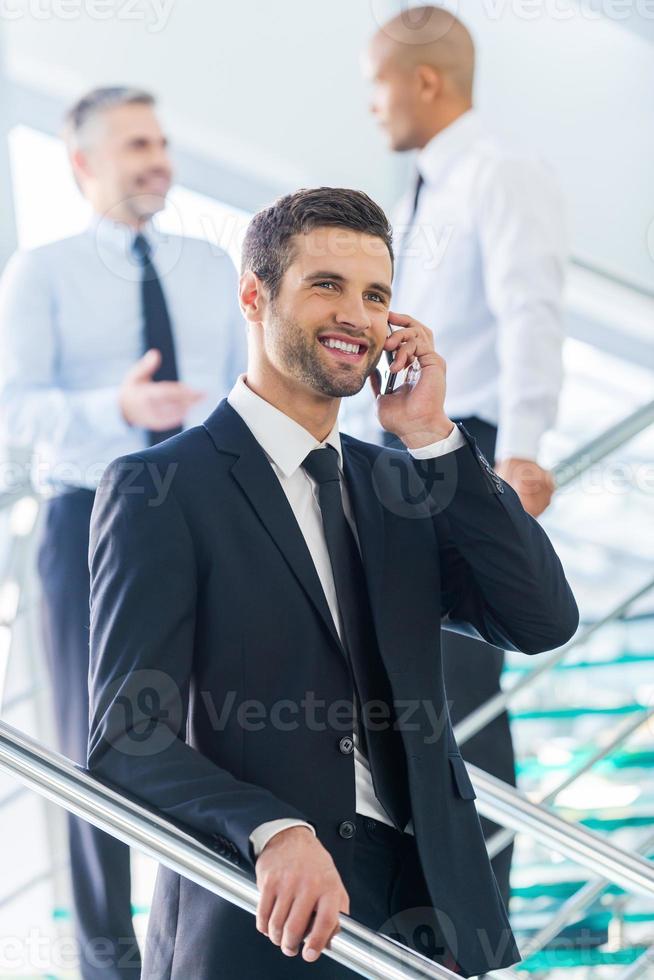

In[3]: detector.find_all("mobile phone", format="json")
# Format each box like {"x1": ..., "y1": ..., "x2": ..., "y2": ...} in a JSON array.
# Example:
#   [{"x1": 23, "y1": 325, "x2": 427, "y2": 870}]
[{"x1": 378, "y1": 323, "x2": 416, "y2": 394}]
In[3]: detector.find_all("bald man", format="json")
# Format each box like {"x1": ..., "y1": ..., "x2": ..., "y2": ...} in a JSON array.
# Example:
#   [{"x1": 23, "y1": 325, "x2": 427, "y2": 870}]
[
  {"x1": 351, "y1": 5, "x2": 568, "y2": 908},
  {"x1": 358, "y1": 4, "x2": 566, "y2": 511}
]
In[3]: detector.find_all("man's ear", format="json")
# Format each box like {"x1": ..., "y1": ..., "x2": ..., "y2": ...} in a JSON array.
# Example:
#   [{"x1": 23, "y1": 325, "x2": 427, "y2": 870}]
[
  {"x1": 70, "y1": 148, "x2": 93, "y2": 183},
  {"x1": 416, "y1": 64, "x2": 442, "y2": 103},
  {"x1": 239, "y1": 271, "x2": 268, "y2": 324}
]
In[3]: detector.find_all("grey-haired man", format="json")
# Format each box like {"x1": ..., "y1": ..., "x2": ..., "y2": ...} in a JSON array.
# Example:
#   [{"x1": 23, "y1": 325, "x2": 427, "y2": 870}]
[{"x1": 0, "y1": 87, "x2": 246, "y2": 978}]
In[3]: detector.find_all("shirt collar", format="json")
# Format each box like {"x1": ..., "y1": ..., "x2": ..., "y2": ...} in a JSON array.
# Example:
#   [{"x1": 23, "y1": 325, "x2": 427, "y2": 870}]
[
  {"x1": 88, "y1": 213, "x2": 165, "y2": 257},
  {"x1": 417, "y1": 108, "x2": 484, "y2": 186},
  {"x1": 227, "y1": 374, "x2": 343, "y2": 478}
]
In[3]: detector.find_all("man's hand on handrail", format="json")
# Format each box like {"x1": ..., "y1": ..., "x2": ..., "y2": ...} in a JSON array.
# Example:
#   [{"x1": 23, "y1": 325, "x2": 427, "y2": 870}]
[{"x1": 255, "y1": 826, "x2": 350, "y2": 963}]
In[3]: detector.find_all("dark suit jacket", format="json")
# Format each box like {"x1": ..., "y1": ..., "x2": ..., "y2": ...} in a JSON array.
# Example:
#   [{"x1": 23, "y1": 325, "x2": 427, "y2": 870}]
[{"x1": 87, "y1": 400, "x2": 578, "y2": 978}]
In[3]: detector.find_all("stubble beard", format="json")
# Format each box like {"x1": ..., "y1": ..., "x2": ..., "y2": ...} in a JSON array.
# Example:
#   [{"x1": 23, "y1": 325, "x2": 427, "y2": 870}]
[{"x1": 268, "y1": 302, "x2": 377, "y2": 399}]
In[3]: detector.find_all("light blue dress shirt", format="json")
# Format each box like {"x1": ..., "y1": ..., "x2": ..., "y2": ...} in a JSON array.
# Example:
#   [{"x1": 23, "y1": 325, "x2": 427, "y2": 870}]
[{"x1": 0, "y1": 216, "x2": 247, "y2": 491}]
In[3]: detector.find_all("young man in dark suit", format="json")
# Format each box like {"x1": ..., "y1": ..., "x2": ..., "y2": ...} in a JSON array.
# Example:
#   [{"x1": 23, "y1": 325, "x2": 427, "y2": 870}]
[{"x1": 87, "y1": 187, "x2": 578, "y2": 978}]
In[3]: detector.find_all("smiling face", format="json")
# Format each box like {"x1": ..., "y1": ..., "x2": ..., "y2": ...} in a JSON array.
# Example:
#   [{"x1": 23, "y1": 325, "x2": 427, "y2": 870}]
[
  {"x1": 247, "y1": 227, "x2": 393, "y2": 400},
  {"x1": 74, "y1": 102, "x2": 173, "y2": 224}
]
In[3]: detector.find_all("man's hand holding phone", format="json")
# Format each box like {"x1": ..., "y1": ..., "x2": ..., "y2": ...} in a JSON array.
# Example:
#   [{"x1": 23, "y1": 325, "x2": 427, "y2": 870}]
[{"x1": 371, "y1": 311, "x2": 454, "y2": 450}]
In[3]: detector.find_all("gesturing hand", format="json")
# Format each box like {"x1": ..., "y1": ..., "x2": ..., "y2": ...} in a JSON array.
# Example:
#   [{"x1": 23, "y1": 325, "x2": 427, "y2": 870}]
[
  {"x1": 255, "y1": 826, "x2": 350, "y2": 963},
  {"x1": 119, "y1": 348, "x2": 205, "y2": 431}
]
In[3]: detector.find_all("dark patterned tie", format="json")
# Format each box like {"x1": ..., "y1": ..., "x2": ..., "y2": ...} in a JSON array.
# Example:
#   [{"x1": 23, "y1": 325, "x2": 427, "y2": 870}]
[
  {"x1": 394, "y1": 168, "x2": 424, "y2": 283},
  {"x1": 302, "y1": 445, "x2": 411, "y2": 830},
  {"x1": 133, "y1": 233, "x2": 182, "y2": 446}
]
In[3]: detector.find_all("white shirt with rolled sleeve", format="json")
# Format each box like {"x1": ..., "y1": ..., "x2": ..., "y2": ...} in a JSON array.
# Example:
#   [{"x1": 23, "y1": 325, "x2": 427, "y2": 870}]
[
  {"x1": 340, "y1": 109, "x2": 566, "y2": 462},
  {"x1": 227, "y1": 375, "x2": 464, "y2": 857}
]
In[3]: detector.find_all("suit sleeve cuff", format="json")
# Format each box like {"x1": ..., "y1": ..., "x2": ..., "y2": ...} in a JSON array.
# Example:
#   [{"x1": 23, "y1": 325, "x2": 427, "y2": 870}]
[
  {"x1": 249, "y1": 819, "x2": 316, "y2": 858},
  {"x1": 406, "y1": 424, "x2": 466, "y2": 459}
]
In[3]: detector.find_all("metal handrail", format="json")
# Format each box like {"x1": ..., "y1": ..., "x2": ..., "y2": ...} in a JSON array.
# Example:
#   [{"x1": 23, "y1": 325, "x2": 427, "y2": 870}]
[
  {"x1": 454, "y1": 575, "x2": 654, "y2": 747},
  {"x1": 552, "y1": 398, "x2": 654, "y2": 489},
  {"x1": 0, "y1": 721, "x2": 457, "y2": 980},
  {"x1": 470, "y1": 765, "x2": 654, "y2": 897},
  {"x1": 486, "y1": 705, "x2": 654, "y2": 860},
  {"x1": 2, "y1": 716, "x2": 654, "y2": 922}
]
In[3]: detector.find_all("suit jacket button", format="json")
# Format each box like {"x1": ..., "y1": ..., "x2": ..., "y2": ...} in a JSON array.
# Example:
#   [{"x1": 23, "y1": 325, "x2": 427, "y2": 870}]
[
  {"x1": 339, "y1": 736, "x2": 354, "y2": 755},
  {"x1": 338, "y1": 820, "x2": 356, "y2": 839}
]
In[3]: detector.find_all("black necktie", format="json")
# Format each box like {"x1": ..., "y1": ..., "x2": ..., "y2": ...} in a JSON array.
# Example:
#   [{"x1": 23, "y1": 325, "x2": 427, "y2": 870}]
[
  {"x1": 133, "y1": 233, "x2": 182, "y2": 446},
  {"x1": 302, "y1": 446, "x2": 411, "y2": 830},
  {"x1": 409, "y1": 169, "x2": 424, "y2": 222},
  {"x1": 394, "y1": 168, "x2": 424, "y2": 287}
]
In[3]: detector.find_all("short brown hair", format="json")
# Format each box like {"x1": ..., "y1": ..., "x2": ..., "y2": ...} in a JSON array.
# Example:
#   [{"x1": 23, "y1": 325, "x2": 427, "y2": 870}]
[{"x1": 241, "y1": 187, "x2": 394, "y2": 299}]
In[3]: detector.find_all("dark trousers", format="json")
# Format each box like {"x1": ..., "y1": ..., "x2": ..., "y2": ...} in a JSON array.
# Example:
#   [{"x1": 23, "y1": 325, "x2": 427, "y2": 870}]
[
  {"x1": 145, "y1": 814, "x2": 462, "y2": 979},
  {"x1": 349, "y1": 816, "x2": 461, "y2": 972},
  {"x1": 37, "y1": 488, "x2": 141, "y2": 980}
]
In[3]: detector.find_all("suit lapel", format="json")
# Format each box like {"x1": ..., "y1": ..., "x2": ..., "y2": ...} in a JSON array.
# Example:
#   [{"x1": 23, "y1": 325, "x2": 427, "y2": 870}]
[{"x1": 204, "y1": 401, "x2": 344, "y2": 657}]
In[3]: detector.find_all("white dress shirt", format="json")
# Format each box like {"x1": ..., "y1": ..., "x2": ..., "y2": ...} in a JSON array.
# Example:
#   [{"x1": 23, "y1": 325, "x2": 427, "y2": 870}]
[
  {"x1": 0, "y1": 215, "x2": 247, "y2": 492},
  {"x1": 340, "y1": 109, "x2": 566, "y2": 461},
  {"x1": 227, "y1": 375, "x2": 464, "y2": 856}
]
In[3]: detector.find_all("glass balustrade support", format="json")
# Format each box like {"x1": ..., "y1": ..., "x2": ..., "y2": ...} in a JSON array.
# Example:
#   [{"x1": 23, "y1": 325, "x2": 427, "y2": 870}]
[
  {"x1": 454, "y1": 576, "x2": 654, "y2": 747},
  {"x1": 552, "y1": 399, "x2": 654, "y2": 489},
  {"x1": 485, "y1": 706, "x2": 654, "y2": 860},
  {"x1": 470, "y1": 766, "x2": 654, "y2": 897},
  {"x1": 0, "y1": 720, "x2": 457, "y2": 980}
]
